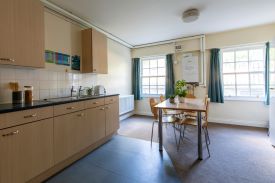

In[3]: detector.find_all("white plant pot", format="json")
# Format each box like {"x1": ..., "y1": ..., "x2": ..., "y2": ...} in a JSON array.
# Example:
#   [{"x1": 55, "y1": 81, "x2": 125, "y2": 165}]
[{"x1": 178, "y1": 97, "x2": 185, "y2": 103}]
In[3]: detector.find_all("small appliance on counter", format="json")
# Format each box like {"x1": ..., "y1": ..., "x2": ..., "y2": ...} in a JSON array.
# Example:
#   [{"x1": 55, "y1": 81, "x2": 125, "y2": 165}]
[{"x1": 94, "y1": 85, "x2": 106, "y2": 95}]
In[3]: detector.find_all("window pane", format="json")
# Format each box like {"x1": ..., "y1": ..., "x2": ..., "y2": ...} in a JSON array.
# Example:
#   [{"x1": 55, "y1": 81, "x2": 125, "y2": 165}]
[
  {"x1": 158, "y1": 86, "x2": 165, "y2": 95},
  {"x1": 150, "y1": 77, "x2": 157, "y2": 85},
  {"x1": 143, "y1": 60, "x2": 150, "y2": 68},
  {"x1": 236, "y1": 74, "x2": 249, "y2": 85},
  {"x1": 150, "y1": 59, "x2": 157, "y2": 68},
  {"x1": 158, "y1": 59, "x2": 165, "y2": 67},
  {"x1": 271, "y1": 48, "x2": 275, "y2": 60},
  {"x1": 270, "y1": 73, "x2": 275, "y2": 86},
  {"x1": 223, "y1": 74, "x2": 235, "y2": 85},
  {"x1": 270, "y1": 61, "x2": 275, "y2": 72},
  {"x1": 158, "y1": 77, "x2": 165, "y2": 85},
  {"x1": 250, "y1": 85, "x2": 264, "y2": 97},
  {"x1": 150, "y1": 87, "x2": 157, "y2": 95},
  {"x1": 142, "y1": 77, "x2": 149, "y2": 85},
  {"x1": 224, "y1": 86, "x2": 236, "y2": 97},
  {"x1": 158, "y1": 67, "x2": 165, "y2": 76},
  {"x1": 236, "y1": 62, "x2": 248, "y2": 72},
  {"x1": 143, "y1": 69, "x2": 150, "y2": 76},
  {"x1": 150, "y1": 68, "x2": 157, "y2": 76},
  {"x1": 142, "y1": 86, "x2": 149, "y2": 94},
  {"x1": 237, "y1": 85, "x2": 250, "y2": 96},
  {"x1": 249, "y1": 49, "x2": 263, "y2": 61},
  {"x1": 249, "y1": 61, "x2": 264, "y2": 72},
  {"x1": 236, "y1": 50, "x2": 248, "y2": 61},
  {"x1": 223, "y1": 63, "x2": 234, "y2": 73},
  {"x1": 223, "y1": 52, "x2": 234, "y2": 62},
  {"x1": 250, "y1": 73, "x2": 264, "y2": 85}
]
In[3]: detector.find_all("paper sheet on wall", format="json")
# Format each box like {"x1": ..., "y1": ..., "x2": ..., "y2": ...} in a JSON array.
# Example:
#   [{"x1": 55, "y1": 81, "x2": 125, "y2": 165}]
[{"x1": 181, "y1": 54, "x2": 199, "y2": 82}]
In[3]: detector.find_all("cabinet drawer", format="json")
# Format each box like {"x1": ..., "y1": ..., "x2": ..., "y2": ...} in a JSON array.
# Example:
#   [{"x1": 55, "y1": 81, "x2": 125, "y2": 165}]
[
  {"x1": 85, "y1": 98, "x2": 105, "y2": 109},
  {"x1": 105, "y1": 96, "x2": 118, "y2": 104},
  {"x1": 0, "y1": 107, "x2": 53, "y2": 129},
  {"x1": 54, "y1": 101, "x2": 85, "y2": 116}
]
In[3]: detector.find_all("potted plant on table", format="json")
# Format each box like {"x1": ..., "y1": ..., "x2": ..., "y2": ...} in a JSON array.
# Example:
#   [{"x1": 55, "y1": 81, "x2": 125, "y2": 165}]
[
  {"x1": 169, "y1": 95, "x2": 176, "y2": 103},
  {"x1": 175, "y1": 80, "x2": 187, "y2": 103}
]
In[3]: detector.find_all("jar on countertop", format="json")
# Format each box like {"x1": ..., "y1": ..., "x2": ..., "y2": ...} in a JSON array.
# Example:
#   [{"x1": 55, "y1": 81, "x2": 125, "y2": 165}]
[{"x1": 24, "y1": 86, "x2": 33, "y2": 104}]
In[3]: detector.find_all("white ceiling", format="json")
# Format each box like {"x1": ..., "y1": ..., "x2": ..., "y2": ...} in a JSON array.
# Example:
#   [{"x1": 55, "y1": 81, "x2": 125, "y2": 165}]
[{"x1": 48, "y1": 0, "x2": 275, "y2": 47}]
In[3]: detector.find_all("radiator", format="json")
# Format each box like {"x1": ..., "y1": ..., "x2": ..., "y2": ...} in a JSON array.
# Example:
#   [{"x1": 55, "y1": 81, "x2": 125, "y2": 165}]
[{"x1": 119, "y1": 95, "x2": 134, "y2": 115}]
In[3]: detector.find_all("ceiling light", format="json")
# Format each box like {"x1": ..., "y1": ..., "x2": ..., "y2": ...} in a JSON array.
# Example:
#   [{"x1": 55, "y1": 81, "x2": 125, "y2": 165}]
[{"x1": 182, "y1": 9, "x2": 200, "y2": 23}]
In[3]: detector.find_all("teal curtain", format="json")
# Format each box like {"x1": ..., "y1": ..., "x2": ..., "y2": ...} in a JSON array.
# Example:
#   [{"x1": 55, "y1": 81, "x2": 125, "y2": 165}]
[
  {"x1": 165, "y1": 54, "x2": 175, "y2": 98},
  {"x1": 265, "y1": 42, "x2": 270, "y2": 105},
  {"x1": 132, "y1": 58, "x2": 142, "y2": 100},
  {"x1": 208, "y1": 48, "x2": 224, "y2": 103}
]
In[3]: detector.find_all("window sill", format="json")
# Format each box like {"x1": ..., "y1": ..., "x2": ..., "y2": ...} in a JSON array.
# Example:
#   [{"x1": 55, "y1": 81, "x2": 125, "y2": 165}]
[
  {"x1": 142, "y1": 94, "x2": 163, "y2": 98},
  {"x1": 224, "y1": 97, "x2": 264, "y2": 102}
]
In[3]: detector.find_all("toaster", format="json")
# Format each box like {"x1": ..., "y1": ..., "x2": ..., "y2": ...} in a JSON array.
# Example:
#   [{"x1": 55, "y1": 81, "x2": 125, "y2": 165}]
[{"x1": 94, "y1": 85, "x2": 106, "y2": 95}]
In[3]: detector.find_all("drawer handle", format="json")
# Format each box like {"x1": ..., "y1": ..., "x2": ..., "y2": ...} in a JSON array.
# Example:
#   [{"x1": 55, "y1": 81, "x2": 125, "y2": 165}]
[
  {"x1": 77, "y1": 113, "x2": 85, "y2": 117},
  {"x1": 2, "y1": 130, "x2": 19, "y2": 137},
  {"x1": 0, "y1": 58, "x2": 15, "y2": 62},
  {"x1": 24, "y1": 113, "x2": 37, "y2": 118},
  {"x1": 99, "y1": 108, "x2": 105, "y2": 110},
  {"x1": 66, "y1": 106, "x2": 75, "y2": 110},
  {"x1": 93, "y1": 102, "x2": 99, "y2": 104},
  {"x1": 105, "y1": 106, "x2": 110, "y2": 109}
]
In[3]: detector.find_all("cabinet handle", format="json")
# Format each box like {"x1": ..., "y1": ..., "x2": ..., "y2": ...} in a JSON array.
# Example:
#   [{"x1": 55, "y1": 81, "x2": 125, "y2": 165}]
[
  {"x1": 66, "y1": 106, "x2": 75, "y2": 110},
  {"x1": 99, "y1": 108, "x2": 105, "y2": 110},
  {"x1": 2, "y1": 130, "x2": 19, "y2": 137},
  {"x1": 93, "y1": 102, "x2": 99, "y2": 104},
  {"x1": 0, "y1": 58, "x2": 15, "y2": 62},
  {"x1": 105, "y1": 106, "x2": 110, "y2": 109},
  {"x1": 24, "y1": 113, "x2": 37, "y2": 118},
  {"x1": 77, "y1": 113, "x2": 85, "y2": 117}
]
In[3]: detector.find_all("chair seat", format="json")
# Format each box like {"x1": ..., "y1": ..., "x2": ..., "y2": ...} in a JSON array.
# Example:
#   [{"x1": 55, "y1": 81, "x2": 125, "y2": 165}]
[
  {"x1": 180, "y1": 117, "x2": 207, "y2": 127},
  {"x1": 156, "y1": 116, "x2": 182, "y2": 124},
  {"x1": 184, "y1": 111, "x2": 197, "y2": 118}
]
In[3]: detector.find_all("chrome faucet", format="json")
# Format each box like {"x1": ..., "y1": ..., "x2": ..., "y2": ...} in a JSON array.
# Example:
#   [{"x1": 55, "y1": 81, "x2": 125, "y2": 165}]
[
  {"x1": 78, "y1": 86, "x2": 84, "y2": 97},
  {"x1": 71, "y1": 86, "x2": 77, "y2": 97}
]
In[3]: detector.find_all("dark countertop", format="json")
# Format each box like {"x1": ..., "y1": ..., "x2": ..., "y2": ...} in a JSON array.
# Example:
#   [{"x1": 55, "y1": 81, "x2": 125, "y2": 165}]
[{"x1": 0, "y1": 94, "x2": 119, "y2": 114}]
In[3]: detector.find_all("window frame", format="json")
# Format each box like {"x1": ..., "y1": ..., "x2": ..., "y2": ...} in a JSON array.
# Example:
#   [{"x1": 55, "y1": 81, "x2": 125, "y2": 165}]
[
  {"x1": 140, "y1": 55, "x2": 166, "y2": 97},
  {"x1": 221, "y1": 44, "x2": 266, "y2": 101}
]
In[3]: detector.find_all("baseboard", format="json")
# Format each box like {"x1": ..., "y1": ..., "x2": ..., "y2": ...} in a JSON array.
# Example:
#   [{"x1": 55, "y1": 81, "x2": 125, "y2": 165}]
[
  {"x1": 119, "y1": 111, "x2": 135, "y2": 121},
  {"x1": 208, "y1": 117, "x2": 268, "y2": 128}
]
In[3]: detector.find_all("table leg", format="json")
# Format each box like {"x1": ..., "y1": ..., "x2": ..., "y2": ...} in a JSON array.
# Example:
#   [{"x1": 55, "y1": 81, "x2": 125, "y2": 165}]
[
  {"x1": 158, "y1": 108, "x2": 163, "y2": 151},
  {"x1": 197, "y1": 111, "x2": 203, "y2": 160}
]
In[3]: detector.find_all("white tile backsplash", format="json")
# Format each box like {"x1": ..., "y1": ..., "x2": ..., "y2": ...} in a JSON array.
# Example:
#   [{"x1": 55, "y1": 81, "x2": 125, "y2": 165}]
[{"x1": 0, "y1": 67, "x2": 97, "y2": 103}]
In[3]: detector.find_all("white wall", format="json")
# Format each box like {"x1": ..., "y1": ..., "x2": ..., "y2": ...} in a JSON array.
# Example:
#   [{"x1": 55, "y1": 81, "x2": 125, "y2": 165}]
[
  {"x1": 0, "y1": 10, "x2": 132, "y2": 103},
  {"x1": 132, "y1": 23, "x2": 275, "y2": 128}
]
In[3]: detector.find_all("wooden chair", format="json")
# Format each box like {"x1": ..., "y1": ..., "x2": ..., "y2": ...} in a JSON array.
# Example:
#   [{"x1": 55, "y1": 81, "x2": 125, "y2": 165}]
[
  {"x1": 178, "y1": 98, "x2": 211, "y2": 156},
  {"x1": 149, "y1": 98, "x2": 182, "y2": 146},
  {"x1": 159, "y1": 94, "x2": 183, "y2": 117},
  {"x1": 184, "y1": 95, "x2": 209, "y2": 118}
]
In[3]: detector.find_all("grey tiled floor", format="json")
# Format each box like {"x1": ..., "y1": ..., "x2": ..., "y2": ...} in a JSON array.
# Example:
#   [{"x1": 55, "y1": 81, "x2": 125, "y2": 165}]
[{"x1": 46, "y1": 136, "x2": 180, "y2": 183}]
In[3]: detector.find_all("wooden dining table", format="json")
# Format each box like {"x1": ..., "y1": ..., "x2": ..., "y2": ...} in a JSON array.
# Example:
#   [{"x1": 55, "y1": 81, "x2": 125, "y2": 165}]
[{"x1": 154, "y1": 98, "x2": 207, "y2": 160}]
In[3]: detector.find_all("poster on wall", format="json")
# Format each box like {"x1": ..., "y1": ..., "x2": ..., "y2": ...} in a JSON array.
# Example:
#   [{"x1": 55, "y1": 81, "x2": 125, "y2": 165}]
[{"x1": 181, "y1": 54, "x2": 199, "y2": 82}]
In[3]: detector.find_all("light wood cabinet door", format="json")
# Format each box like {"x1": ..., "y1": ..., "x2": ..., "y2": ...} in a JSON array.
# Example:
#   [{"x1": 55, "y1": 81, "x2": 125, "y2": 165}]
[
  {"x1": 0, "y1": 0, "x2": 44, "y2": 68},
  {"x1": 86, "y1": 106, "x2": 106, "y2": 144},
  {"x1": 14, "y1": 0, "x2": 44, "y2": 68},
  {"x1": 0, "y1": 0, "x2": 16, "y2": 65},
  {"x1": 81, "y1": 28, "x2": 108, "y2": 74},
  {"x1": 54, "y1": 110, "x2": 89, "y2": 164},
  {"x1": 0, "y1": 118, "x2": 54, "y2": 183},
  {"x1": 105, "y1": 101, "x2": 119, "y2": 136}
]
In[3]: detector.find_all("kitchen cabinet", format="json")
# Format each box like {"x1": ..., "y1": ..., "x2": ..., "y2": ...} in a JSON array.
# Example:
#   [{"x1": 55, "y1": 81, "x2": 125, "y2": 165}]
[
  {"x1": 86, "y1": 106, "x2": 106, "y2": 144},
  {"x1": 0, "y1": 118, "x2": 53, "y2": 183},
  {"x1": 0, "y1": 0, "x2": 44, "y2": 68},
  {"x1": 105, "y1": 101, "x2": 119, "y2": 136},
  {"x1": 82, "y1": 28, "x2": 108, "y2": 74},
  {"x1": 53, "y1": 110, "x2": 89, "y2": 164}
]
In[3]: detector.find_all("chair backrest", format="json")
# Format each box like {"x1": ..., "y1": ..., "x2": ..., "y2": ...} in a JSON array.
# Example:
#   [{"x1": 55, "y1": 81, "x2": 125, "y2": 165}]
[
  {"x1": 160, "y1": 94, "x2": 165, "y2": 102},
  {"x1": 185, "y1": 93, "x2": 196, "y2": 98},
  {"x1": 204, "y1": 98, "x2": 210, "y2": 125},
  {"x1": 149, "y1": 98, "x2": 159, "y2": 120}
]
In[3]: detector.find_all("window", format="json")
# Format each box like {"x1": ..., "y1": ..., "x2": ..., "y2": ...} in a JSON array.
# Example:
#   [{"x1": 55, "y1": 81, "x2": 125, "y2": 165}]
[
  {"x1": 270, "y1": 47, "x2": 275, "y2": 89},
  {"x1": 141, "y1": 56, "x2": 166, "y2": 96},
  {"x1": 222, "y1": 45, "x2": 265, "y2": 100}
]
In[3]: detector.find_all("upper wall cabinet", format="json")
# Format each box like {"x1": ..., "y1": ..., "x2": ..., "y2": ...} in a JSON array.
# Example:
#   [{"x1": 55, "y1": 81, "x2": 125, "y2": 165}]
[
  {"x1": 0, "y1": 0, "x2": 44, "y2": 68},
  {"x1": 82, "y1": 28, "x2": 108, "y2": 74}
]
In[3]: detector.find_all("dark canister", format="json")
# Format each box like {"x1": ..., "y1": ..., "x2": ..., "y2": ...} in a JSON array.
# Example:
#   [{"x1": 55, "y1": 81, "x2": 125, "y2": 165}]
[{"x1": 12, "y1": 91, "x2": 23, "y2": 104}]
